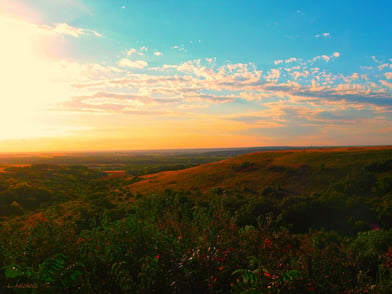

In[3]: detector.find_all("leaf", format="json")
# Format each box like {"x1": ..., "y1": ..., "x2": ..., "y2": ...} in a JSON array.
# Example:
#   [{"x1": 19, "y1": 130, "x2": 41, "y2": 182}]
[
  {"x1": 38, "y1": 254, "x2": 66, "y2": 283},
  {"x1": 69, "y1": 270, "x2": 82, "y2": 281},
  {"x1": 4, "y1": 265, "x2": 24, "y2": 279},
  {"x1": 233, "y1": 269, "x2": 246, "y2": 275},
  {"x1": 282, "y1": 270, "x2": 301, "y2": 282},
  {"x1": 248, "y1": 256, "x2": 259, "y2": 268}
]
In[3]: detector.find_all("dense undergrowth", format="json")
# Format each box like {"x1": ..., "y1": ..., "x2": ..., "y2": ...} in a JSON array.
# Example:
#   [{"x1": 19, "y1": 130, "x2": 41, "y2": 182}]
[{"x1": 1, "y1": 194, "x2": 391, "y2": 293}]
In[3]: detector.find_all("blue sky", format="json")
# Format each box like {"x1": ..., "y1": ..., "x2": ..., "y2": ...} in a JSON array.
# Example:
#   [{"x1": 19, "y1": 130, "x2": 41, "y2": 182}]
[{"x1": 0, "y1": 0, "x2": 391, "y2": 151}]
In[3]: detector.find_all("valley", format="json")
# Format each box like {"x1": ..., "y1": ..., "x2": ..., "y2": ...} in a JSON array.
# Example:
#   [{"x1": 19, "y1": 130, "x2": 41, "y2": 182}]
[{"x1": 0, "y1": 146, "x2": 391, "y2": 292}]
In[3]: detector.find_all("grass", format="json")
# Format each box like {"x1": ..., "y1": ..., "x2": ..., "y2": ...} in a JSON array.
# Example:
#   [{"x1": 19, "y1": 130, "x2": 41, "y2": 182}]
[{"x1": 127, "y1": 146, "x2": 392, "y2": 197}]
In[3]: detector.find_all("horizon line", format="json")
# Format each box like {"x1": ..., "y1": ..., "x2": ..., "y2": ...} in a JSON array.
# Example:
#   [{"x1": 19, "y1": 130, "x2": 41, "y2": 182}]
[{"x1": 0, "y1": 144, "x2": 391, "y2": 156}]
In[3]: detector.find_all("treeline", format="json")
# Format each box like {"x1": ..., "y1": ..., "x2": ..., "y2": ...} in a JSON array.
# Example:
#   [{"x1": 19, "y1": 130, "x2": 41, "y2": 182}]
[
  {"x1": 222, "y1": 161, "x2": 392, "y2": 236},
  {"x1": 125, "y1": 163, "x2": 197, "y2": 176},
  {"x1": 0, "y1": 165, "x2": 106, "y2": 216}
]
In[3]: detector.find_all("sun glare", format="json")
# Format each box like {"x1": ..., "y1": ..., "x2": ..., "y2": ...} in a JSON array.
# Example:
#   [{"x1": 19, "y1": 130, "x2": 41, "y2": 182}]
[{"x1": 0, "y1": 16, "x2": 70, "y2": 140}]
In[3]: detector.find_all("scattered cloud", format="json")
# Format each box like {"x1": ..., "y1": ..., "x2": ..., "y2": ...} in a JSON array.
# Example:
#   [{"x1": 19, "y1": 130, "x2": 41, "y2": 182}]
[
  {"x1": 314, "y1": 109, "x2": 375, "y2": 121},
  {"x1": 315, "y1": 32, "x2": 330, "y2": 38},
  {"x1": 378, "y1": 63, "x2": 389, "y2": 70},
  {"x1": 371, "y1": 56, "x2": 382, "y2": 63},
  {"x1": 172, "y1": 45, "x2": 185, "y2": 52},
  {"x1": 379, "y1": 80, "x2": 392, "y2": 89},
  {"x1": 62, "y1": 91, "x2": 181, "y2": 115},
  {"x1": 67, "y1": 53, "x2": 391, "y2": 120},
  {"x1": 264, "y1": 69, "x2": 281, "y2": 82},
  {"x1": 20, "y1": 28, "x2": 387, "y2": 142},
  {"x1": 48, "y1": 52, "x2": 392, "y2": 149},
  {"x1": 127, "y1": 48, "x2": 137, "y2": 56},
  {"x1": 274, "y1": 57, "x2": 298, "y2": 65},
  {"x1": 312, "y1": 52, "x2": 340, "y2": 63},
  {"x1": 126, "y1": 47, "x2": 150, "y2": 56},
  {"x1": 385, "y1": 72, "x2": 392, "y2": 79},
  {"x1": 117, "y1": 58, "x2": 148, "y2": 68},
  {"x1": 40, "y1": 23, "x2": 103, "y2": 37},
  {"x1": 3, "y1": 13, "x2": 390, "y2": 148},
  {"x1": 289, "y1": 70, "x2": 310, "y2": 80}
]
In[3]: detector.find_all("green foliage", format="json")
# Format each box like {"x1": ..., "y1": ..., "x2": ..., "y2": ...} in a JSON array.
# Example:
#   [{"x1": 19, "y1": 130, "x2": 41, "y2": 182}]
[
  {"x1": 350, "y1": 230, "x2": 392, "y2": 258},
  {"x1": 0, "y1": 148, "x2": 391, "y2": 292},
  {"x1": 0, "y1": 164, "x2": 110, "y2": 217},
  {"x1": 0, "y1": 194, "x2": 391, "y2": 292},
  {"x1": 3, "y1": 254, "x2": 81, "y2": 291},
  {"x1": 111, "y1": 261, "x2": 134, "y2": 292},
  {"x1": 232, "y1": 256, "x2": 302, "y2": 293}
]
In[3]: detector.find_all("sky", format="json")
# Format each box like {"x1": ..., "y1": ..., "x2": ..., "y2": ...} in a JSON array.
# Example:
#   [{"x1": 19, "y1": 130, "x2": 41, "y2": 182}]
[{"x1": 0, "y1": 0, "x2": 391, "y2": 152}]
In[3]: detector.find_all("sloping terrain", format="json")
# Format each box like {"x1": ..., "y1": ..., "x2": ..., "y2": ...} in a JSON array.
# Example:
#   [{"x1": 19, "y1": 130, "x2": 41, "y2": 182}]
[
  {"x1": 1, "y1": 146, "x2": 392, "y2": 292},
  {"x1": 127, "y1": 146, "x2": 392, "y2": 197}
]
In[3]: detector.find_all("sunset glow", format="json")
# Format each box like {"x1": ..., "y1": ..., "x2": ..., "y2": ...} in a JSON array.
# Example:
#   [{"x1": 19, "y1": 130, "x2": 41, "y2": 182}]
[{"x1": 0, "y1": 1, "x2": 391, "y2": 152}]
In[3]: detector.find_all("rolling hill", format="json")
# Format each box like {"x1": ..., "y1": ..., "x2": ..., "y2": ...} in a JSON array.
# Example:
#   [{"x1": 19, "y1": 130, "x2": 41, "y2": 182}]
[
  {"x1": 1, "y1": 146, "x2": 392, "y2": 292},
  {"x1": 127, "y1": 146, "x2": 392, "y2": 197}
]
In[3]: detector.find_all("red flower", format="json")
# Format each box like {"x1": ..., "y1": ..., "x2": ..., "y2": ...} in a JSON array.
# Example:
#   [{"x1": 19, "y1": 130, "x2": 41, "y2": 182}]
[
  {"x1": 155, "y1": 255, "x2": 160, "y2": 260},
  {"x1": 264, "y1": 239, "x2": 272, "y2": 248},
  {"x1": 264, "y1": 272, "x2": 271, "y2": 278}
]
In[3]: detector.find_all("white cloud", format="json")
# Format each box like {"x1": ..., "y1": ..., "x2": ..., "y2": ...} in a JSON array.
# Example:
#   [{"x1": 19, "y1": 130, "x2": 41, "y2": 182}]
[
  {"x1": 274, "y1": 57, "x2": 298, "y2": 65},
  {"x1": 371, "y1": 56, "x2": 381, "y2": 63},
  {"x1": 154, "y1": 51, "x2": 163, "y2": 56},
  {"x1": 41, "y1": 23, "x2": 103, "y2": 37},
  {"x1": 127, "y1": 48, "x2": 137, "y2": 56},
  {"x1": 285, "y1": 57, "x2": 297, "y2": 63},
  {"x1": 350, "y1": 73, "x2": 359, "y2": 80},
  {"x1": 290, "y1": 70, "x2": 309, "y2": 80},
  {"x1": 264, "y1": 69, "x2": 281, "y2": 82},
  {"x1": 312, "y1": 52, "x2": 340, "y2": 63},
  {"x1": 172, "y1": 45, "x2": 185, "y2": 52},
  {"x1": 313, "y1": 55, "x2": 330, "y2": 62},
  {"x1": 315, "y1": 32, "x2": 330, "y2": 38},
  {"x1": 117, "y1": 58, "x2": 148, "y2": 68},
  {"x1": 126, "y1": 47, "x2": 152, "y2": 56}
]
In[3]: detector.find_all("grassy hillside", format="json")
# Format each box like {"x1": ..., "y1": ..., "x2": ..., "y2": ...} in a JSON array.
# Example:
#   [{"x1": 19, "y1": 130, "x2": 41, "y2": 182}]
[
  {"x1": 127, "y1": 146, "x2": 392, "y2": 197},
  {"x1": 1, "y1": 146, "x2": 392, "y2": 292}
]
